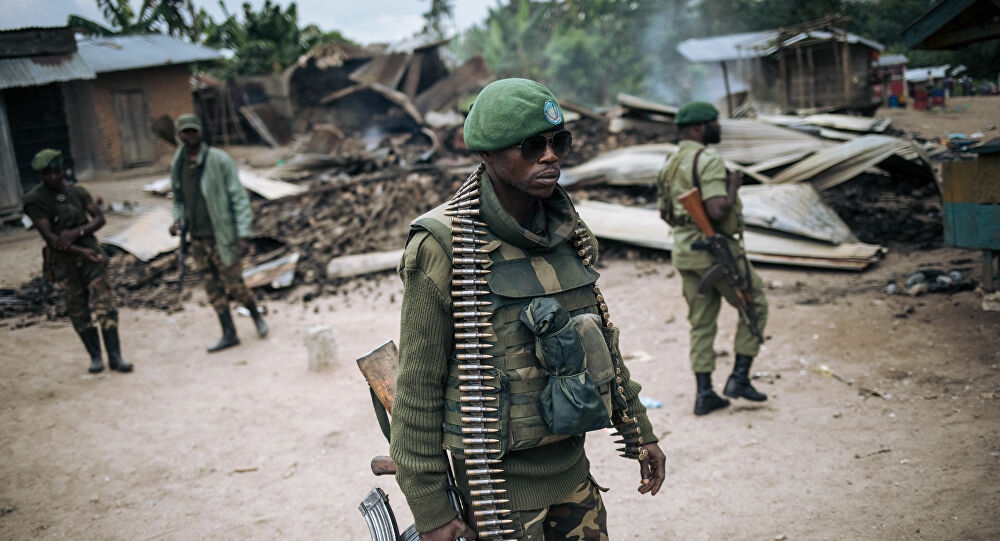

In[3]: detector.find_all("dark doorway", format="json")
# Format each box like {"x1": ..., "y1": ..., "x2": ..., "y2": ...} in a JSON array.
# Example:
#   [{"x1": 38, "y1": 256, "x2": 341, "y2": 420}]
[{"x1": 4, "y1": 83, "x2": 74, "y2": 192}]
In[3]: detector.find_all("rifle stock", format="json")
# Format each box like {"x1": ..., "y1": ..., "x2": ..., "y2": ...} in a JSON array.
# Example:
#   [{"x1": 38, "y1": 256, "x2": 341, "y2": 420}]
[
  {"x1": 677, "y1": 188, "x2": 715, "y2": 237},
  {"x1": 356, "y1": 341, "x2": 470, "y2": 539}
]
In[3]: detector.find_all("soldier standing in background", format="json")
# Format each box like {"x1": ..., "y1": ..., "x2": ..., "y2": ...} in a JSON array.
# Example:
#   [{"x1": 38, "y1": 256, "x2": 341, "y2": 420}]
[
  {"x1": 167, "y1": 114, "x2": 269, "y2": 352},
  {"x1": 656, "y1": 102, "x2": 768, "y2": 416},
  {"x1": 22, "y1": 149, "x2": 132, "y2": 374}
]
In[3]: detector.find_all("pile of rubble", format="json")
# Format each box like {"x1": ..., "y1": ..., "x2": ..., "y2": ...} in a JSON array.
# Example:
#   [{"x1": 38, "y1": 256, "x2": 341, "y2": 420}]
[{"x1": 1, "y1": 38, "x2": 956, "y2": 325}]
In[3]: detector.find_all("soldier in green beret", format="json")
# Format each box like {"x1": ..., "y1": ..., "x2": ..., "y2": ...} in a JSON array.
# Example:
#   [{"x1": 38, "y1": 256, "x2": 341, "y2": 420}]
[
  {"x1": 390, "y1": 78, "x2": 666, "y2": 540},
  {"x1": 167, "y1": 113, "x2": 269, "y2": 352},
  {"x1": 22, "y1": 149, "x2": 132, "y2": 374},
  {"x1": 655, "y1": 101, "x2": 769, "y2": 416}
]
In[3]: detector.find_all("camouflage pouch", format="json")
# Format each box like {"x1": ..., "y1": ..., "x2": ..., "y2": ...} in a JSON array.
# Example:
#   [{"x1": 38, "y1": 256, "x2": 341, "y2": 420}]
[{"x1": 520, "y1": 297, "x2": 613, "y2": 435}]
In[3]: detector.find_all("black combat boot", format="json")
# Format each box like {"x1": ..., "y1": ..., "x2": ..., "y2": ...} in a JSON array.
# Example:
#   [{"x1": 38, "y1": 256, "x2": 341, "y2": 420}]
[
  {"x1": 78, "y1": 327, "x2": 104, "y2": 374},
  {"x1": 101, "y1": 327, "x2": 133, "y2": 373},
  {"x1": 724, "y1": 354, "x2": 768, "y2": 401},
  {"x1": 694, "y1": 372, "x2": 730, "y2": 416},
  {"x1": 246, "y1": 301, "x2": 269, "y2": 338},
  {"x1": 207, "y1": 309, "x2": 240, "y2": 353}
]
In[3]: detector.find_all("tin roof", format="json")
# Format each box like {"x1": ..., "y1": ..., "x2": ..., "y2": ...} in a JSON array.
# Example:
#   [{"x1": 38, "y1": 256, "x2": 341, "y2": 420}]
[
  {"x1": 0, "y1": 52, "x2": 95, "y2": 89},
  {"x1": 76, "y1": 34, "x2": 225, "y2": 74},
  {"x1": 678, "y1": 29, "x2": 883, "y2": 63}
]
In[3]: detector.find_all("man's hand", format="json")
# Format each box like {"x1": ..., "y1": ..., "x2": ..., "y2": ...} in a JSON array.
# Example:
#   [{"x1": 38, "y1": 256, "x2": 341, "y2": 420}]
[
  {"x1": 55, "y1": 228, "x2": 80, "y2": 250},
  {"x1": 637, "y1": 442, "x2": 666, "y2": 496},
  {"x1": 419, "y1": 517, "x2": 477, "y2": 541},
  {"x1": 168, "y1": 221, "x2": 180, "y2": 236},
  {"x1": 81, "y1": 248, "x2": 105, "y2": 264}
]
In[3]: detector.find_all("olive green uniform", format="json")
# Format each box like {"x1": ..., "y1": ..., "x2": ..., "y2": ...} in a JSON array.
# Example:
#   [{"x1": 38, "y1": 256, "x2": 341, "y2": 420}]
[
  {"x1": 390, "y1": 171, "x2": 656, "y2": 538},
  {"x1": 657, "y1": 140, "x2": 768, "y2": 373},
  {"x1": 22, "y1": 183, "x2": 117, "y2": 333},
  {"x1": 170, "y1": 143, "x2": 255, "y2": 313}
]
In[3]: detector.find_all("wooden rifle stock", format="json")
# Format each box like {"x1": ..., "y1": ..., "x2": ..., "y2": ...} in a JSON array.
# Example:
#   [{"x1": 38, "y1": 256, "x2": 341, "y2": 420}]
[
  {"x1": 371, "y1": 455, "x2": 398, "y2": 476},
  {"x1": 677, "y1": 188, "x2": 715, "y2": 237}
]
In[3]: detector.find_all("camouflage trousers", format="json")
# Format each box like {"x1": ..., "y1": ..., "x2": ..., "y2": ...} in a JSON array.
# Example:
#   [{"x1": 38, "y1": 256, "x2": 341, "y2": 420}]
[
  {"x1": 190, "y1": 237, "x2": 255, "y2": 314},
  {"x1": 60, "y1": 273, "x2": 118, "y2": 334},
  {"x1": 508, "y1": 475, "x2": 608, "y2": 541}
]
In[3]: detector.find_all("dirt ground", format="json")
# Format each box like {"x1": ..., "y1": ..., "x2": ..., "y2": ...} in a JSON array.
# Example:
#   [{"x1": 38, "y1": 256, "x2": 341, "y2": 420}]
[{"x1": 2, "y1": 96, "x2": 999, "y2": 541}]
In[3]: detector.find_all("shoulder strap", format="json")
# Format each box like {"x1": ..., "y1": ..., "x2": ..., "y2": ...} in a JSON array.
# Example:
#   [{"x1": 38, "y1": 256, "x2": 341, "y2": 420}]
[{"x1": 691, "y1": 148, "x2": 705, "y2": 191}]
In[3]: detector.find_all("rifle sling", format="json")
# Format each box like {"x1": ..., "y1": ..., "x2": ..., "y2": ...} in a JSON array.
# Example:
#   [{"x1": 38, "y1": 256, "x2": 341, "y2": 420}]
[{"x1": 370, "y1": 388, "x2": 392, "y2": 444}]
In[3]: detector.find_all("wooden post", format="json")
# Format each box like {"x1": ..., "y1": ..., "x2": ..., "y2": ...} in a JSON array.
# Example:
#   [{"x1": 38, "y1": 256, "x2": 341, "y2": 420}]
[
  {"x1": 720, "y1": 60, "x2": 733, "y2": 117},
  {"x1": 842, "y1": 30, "x2": 851, "y2": 104},
  {"x1": 808, "y1": 47, "x2": 816, "y2": 109},
  {"x1": 778, "y1": 43, "x2": 788, "y2": 112},
  {"x1": 795, "y1": 44, "x2": 805, "y2": 110}
]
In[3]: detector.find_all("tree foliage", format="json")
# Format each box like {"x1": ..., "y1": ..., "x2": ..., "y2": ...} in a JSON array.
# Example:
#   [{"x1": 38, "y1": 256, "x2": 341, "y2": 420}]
[{"x1": 68, "y1": 0, "x2": 200, "y2": 40}]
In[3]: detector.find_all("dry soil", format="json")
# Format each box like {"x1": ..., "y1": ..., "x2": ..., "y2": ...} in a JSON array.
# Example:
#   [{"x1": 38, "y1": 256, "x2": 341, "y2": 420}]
[{"x1": 1, "y1": 96, "x2": 999, "y2": 541}]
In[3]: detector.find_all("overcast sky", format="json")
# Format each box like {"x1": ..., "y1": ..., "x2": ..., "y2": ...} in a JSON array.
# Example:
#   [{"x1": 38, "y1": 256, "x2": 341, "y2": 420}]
[{"x1": 0, "y1": 0, "x2": 494, "y2": 45}]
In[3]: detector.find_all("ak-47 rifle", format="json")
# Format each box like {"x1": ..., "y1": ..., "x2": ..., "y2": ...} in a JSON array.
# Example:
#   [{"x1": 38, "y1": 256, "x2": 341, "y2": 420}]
[
  {"x1": 677, "y1": 188, "x2": 764, "y2": 343},
  {"x1": 176, "y1": 204, "x2": 188, "y2": 287},
  {"x1": 356, "y1": 340, "x2": 468, "y2": 541}
]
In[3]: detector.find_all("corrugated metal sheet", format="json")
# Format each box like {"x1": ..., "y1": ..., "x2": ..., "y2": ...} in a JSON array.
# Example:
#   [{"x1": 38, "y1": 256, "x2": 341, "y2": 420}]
[
  {"x1": 678, "y1": 29, "x2": 883, "y2": 63},
  {"x1": 0, "y1": 53, "x2": 95, "y2": 89},
  {"x1": 76, "y1": 34, "x2": 225, "y2": 74}
]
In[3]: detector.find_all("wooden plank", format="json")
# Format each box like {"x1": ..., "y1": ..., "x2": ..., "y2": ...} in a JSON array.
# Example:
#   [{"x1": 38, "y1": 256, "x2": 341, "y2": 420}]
[
  {"x1": 356, "y1": 340, "x2": 400, "y2": 414},
  {"x1": 326, "y1": 249, "x2": 404, "y2": 279}
]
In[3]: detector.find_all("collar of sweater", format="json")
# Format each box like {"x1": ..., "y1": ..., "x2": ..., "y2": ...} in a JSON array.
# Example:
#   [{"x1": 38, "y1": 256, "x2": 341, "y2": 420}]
[{"x1": 479, "y1": 170, "x2": 578, "y2": 250}]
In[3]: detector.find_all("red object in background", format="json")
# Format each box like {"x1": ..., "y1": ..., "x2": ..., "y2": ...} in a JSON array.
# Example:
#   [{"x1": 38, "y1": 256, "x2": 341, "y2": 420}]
[{"x1": 913, "y1": 87, "x2": 929, "y2": 110}]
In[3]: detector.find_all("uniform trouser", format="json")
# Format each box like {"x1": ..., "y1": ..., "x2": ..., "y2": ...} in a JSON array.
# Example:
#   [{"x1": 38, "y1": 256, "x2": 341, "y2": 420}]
[
  {"x1": 189, "y1": 237, "x2": 255, "y2": 314},
  {"x1": 507, "y1": 476, "x2": 608, "y2": 541},
  {"x1": 680, "y1": 262, "x2": 768, "y2": 373},
  {"x1": 61, "y1": 272, "x2": 118, "y2": 334}
]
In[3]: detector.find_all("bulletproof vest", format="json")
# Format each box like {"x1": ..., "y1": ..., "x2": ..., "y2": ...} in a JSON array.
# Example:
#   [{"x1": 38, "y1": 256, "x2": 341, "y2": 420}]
[{"x1": 413, "y1": 205, "x2": 616, "y2": 457}]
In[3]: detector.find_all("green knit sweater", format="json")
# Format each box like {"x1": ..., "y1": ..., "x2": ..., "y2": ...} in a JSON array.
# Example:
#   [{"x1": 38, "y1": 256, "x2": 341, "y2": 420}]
[{"x1": 389, "y1": 171, "x2": 657, "y2": 533}]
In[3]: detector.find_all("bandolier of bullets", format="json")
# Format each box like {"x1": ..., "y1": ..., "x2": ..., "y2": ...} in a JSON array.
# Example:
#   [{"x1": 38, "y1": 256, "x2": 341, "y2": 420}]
[
  {"x1": 570, "y1": 224, "x2": 649, "y2": 463},
  {"x1": 445, "y1": 164, "x2": 515, "y2": 541}
]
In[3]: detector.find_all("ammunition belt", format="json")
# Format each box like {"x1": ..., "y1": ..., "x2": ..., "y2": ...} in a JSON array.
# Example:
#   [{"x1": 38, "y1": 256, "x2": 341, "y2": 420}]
[{"x1": 446, "y1": 165, "x2": 646, "y2": 541}]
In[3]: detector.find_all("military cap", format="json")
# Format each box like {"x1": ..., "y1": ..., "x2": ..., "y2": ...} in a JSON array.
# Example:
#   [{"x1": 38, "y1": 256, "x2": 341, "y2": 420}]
[
  {"x1": 31, "y1": 149, "x2": 63, "y2": 171},
  {"x1": 675, "y1": 101, "x2": 719, "y2": 126},
  {"x1": 176, "y1": 113, "x2": 202, "y2": 132},
  {"x1": 463, "y1": 78, "x2": 564, "y2": 151}
]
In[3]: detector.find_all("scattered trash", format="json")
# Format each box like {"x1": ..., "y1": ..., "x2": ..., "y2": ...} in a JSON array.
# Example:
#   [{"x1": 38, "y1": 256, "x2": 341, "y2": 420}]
[
  {"x1": 887, "y1": 269, "x2": 977, "y2": 296},
  {"x1": 854, "y1": 447, "x2": 891, "y2": 459},
  {"x1": 639, "y1": 396, "x2": 662, "y2": 409}
]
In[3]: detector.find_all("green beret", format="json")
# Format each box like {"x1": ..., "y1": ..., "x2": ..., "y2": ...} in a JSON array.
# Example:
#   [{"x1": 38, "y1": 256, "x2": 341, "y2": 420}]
[
  {"x1": 31, "y1": 149, "x2": 63, "y2": 171},
  {"x1": 464, "y1": 78, "x2": 565, "y2": 151},
  {"x1": 176, "y1": 113, "x2": 202, "y2": 132},
  {"x1": 675, "y1": 101, "x2": 719, "y2": 126}
]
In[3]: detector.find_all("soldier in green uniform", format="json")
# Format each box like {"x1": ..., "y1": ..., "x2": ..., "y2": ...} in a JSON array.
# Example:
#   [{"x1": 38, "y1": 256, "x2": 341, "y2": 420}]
[
  {"x1": 22, "y1": 149, "x2": 132, "y2": 374},
  {"x1": 655, "y1": 102, "x2": 769, "y2": 416},
  {"x1": 167, "y1": 114, "x2": 269, "y2": 352},
  {"x1": 390, "y1": 79, "x2": 666, "y2": 541}
]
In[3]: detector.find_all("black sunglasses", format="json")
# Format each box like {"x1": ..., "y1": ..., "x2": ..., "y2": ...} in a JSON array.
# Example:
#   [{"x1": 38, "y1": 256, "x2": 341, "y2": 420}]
[{"x1": 514, "y1": 130, "x2": 573, "y2": 162}]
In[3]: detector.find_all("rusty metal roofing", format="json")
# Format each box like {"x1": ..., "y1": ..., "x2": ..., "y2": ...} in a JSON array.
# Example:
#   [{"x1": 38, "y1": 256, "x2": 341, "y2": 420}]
[
  {"x1": 678, "y1": 29, "x2": 883, "y2": 63},
  {"x1": 76, "y1": 34, "x2": 225, "y2": 74},
  {"x1": 0, "y1": 52, "x2": 95, "y2": 89}
]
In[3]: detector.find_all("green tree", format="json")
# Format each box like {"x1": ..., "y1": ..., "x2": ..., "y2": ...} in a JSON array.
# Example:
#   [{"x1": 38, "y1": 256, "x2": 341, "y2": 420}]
[
  {"x1": 200, "y1": 1, "x2": 346, "y2": 76},
  {"x1": 68, "y1": 0, "x2": 198, "y2": 40},
  {"x1": 422, "y1": 0, "x2": 455, "y2": 38}
]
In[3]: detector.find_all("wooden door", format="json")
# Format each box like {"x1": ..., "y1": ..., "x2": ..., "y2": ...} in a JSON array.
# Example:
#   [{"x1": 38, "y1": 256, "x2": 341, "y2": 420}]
[{"x1": 111, "y1": 90, "x2": 155, "y2": 167}]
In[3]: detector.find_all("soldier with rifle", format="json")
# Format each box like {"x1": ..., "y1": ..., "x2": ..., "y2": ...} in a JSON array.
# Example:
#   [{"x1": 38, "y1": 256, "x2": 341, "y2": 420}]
[
  {"x1": 390, "y1": 78, "x2": 666, "y2": 540},
  {"x1": 655, "y1": 101, "x2": 769, "y2": 417}
]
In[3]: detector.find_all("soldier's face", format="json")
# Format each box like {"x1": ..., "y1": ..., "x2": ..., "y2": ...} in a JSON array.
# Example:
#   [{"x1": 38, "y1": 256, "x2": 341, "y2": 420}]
[
  {"x1": 39, "y1": 167, "x2": 64, "y2": 192},
  {"x1": 178, "y1": 128, "x2": 203, "y2": 148},
  {"x1": 481, "y1": 135, "x2": 565, "y2": 209}
]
